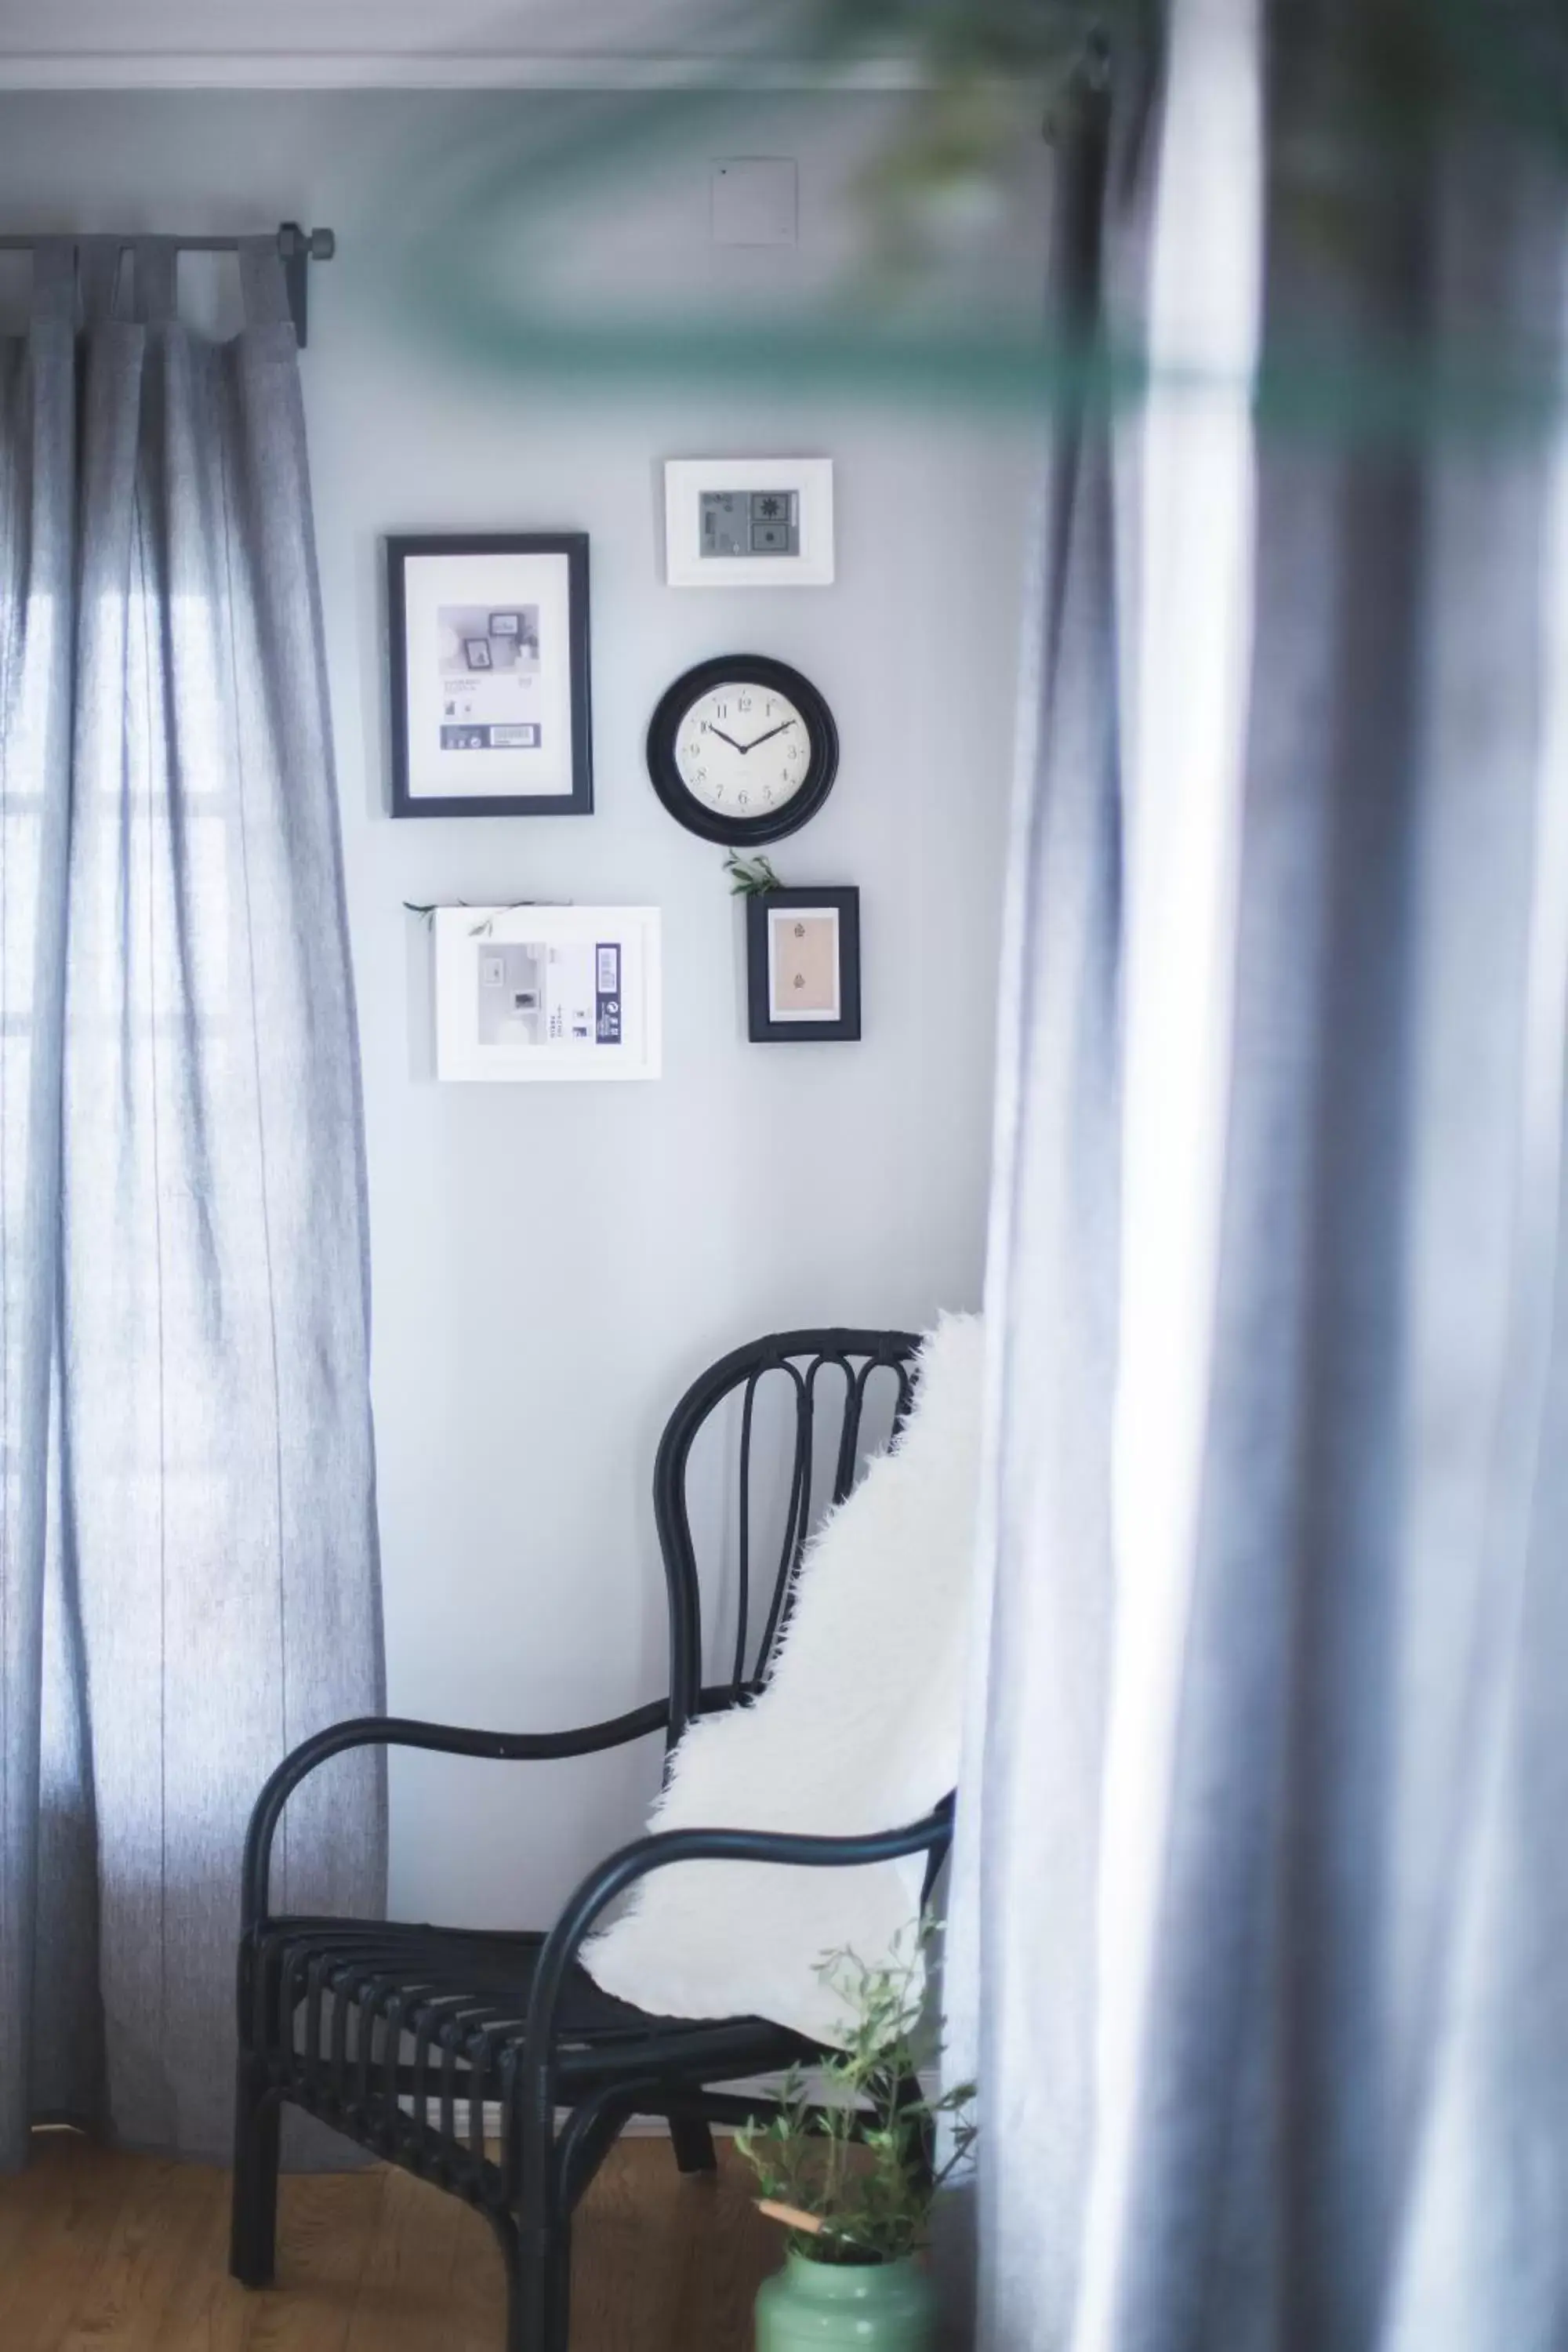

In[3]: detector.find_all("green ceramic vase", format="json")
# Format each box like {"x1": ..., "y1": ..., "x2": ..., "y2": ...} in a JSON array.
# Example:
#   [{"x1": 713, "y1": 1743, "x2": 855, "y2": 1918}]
[{"x1": 754, "y1": 2250, "x2": 936, "y2": 2352}]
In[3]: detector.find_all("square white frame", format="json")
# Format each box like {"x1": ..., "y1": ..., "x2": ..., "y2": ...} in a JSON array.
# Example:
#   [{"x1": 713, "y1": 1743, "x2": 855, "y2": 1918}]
[
  {"x1": 662, "y1": 457, "x2": 834, "y2": 588},
  {"x1": 434, "y1": 906, "x2": 662, "y2": 1082}
]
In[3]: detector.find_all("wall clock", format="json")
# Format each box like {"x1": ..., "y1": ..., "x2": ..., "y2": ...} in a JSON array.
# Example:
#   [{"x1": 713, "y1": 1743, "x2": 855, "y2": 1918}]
[{"x1": 644, "y1": 655, "x2": 838, "y2": 845}]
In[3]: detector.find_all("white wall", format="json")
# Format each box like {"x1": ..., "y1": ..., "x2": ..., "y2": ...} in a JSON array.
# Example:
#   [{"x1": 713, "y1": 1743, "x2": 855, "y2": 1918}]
[{"x1": 0, "y1": 90, "x2": 1041, "y2": 1925}]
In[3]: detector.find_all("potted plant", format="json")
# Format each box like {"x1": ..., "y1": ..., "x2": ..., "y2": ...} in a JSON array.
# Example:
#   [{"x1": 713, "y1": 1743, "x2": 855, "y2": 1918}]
[{"x1": 736, "y1": 1937, "x2": 975, "y2": 2352}]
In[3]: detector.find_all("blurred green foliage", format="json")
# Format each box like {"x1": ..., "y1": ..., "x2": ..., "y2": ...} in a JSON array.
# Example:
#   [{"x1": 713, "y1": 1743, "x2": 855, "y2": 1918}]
[{"x1": 376, "y1": 0, "x2": 1568, "y2": 438}]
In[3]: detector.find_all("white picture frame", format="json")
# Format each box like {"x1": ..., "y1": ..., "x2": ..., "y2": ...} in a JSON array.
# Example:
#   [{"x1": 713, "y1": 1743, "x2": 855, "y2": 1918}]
[
  {"x1": 662, "y1": 457, "x2": 834, "y2": 588},
  {"x1": 434, "y1": 906, "x2": 662, "y2": 1082}
]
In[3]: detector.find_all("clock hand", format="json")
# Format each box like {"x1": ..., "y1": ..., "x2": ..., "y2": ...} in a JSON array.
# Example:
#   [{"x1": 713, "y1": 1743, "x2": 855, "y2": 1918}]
[
  {"x1": 737, "y1": 720, "x2": 797, "y2": 753},
  {"x1": 706, "y1": 726, "x2": 747, "y2": 752}
]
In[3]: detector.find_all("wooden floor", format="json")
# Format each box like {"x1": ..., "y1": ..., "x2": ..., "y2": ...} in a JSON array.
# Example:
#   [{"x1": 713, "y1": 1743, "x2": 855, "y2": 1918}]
[{"x1": 0, "y1": 2130, "x2": 776, "y2": 2352}]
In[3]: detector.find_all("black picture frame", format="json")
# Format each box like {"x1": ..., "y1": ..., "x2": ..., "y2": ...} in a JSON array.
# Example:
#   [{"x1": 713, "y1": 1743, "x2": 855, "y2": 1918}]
[
  {"x1": 746, "y1": 887, "x2": 862, "y2": 1044},
  {"x1": 387, "y1": 533, "x2": 593, "y2": 818},
  {"x1": 645, "y1": 654, "x2": 838, "y2": 846}
]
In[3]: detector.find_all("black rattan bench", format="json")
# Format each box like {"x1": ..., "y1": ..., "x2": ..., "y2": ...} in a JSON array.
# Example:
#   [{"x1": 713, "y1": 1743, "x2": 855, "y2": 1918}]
[{"x1": 230, "y1": 1329, "x2": 954, "y2": 2352}]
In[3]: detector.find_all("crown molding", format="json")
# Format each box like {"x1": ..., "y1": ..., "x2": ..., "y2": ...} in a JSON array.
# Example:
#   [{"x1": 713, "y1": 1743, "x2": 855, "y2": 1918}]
[{"x1": 0, "y1": 49, "x2": 929, "y2": 93}]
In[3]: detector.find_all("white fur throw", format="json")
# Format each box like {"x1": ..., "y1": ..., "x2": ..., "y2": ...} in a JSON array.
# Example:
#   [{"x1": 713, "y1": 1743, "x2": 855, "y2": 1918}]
[{"x1": 583, "y1": 1314, "x2": 983, "y2": 2045}]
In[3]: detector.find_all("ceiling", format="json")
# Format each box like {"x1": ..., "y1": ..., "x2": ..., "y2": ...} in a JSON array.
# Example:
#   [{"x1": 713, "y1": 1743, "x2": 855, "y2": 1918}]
[{"x1": 0, "y1": 0, "x2": 920, "y2": 88}]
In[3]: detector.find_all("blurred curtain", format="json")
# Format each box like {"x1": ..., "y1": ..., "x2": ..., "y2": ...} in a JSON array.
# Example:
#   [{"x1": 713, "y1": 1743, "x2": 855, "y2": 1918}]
[
  {"x1": 0, "y1": 238, "x2": 383, "y2": 2168},
  {"x1": 951, "y1": 0, "x2": 1568, "y2": 2344}
]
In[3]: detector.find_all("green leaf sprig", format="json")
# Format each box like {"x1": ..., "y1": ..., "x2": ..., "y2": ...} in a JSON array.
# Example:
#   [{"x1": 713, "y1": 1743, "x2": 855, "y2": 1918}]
[
  {"x1": 723, "y1": 851, "x2": 785, "y2": 896},
  {"x1": 735, "y1": 1927, "x2": 977, "y2": 2266}
]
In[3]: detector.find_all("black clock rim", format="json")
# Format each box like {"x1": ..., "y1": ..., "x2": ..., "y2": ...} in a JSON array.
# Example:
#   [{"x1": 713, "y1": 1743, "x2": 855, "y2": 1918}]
[{"x1": 644, "y1": 655, "x2": 840, "y2": 847}]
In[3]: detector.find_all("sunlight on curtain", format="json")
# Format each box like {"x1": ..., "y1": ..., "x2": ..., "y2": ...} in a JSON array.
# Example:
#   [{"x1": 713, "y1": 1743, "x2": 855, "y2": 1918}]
[
  {"x1": 1091, "y1": 0, "x2": 1262, "y2": 2338},
  {"x1": 0, "y1": 238, "x2": 383, "y2": 2170}
]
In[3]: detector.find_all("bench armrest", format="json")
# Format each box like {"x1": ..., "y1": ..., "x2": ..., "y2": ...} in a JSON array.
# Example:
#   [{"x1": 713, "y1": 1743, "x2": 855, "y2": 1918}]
[
  {"x1": 518, "y1": 1796, "x2": 956, "y2": 2115},
  {"x1": 241, "y1": 1701, "x2": 670, "y2": 1929}
]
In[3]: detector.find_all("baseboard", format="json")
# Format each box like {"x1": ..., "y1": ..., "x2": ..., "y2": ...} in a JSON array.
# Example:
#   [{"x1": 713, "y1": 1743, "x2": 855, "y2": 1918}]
[
  {"x1": 397, "y1": 2102, "x2": 728, "y2": 2143},
  {"x1": 563, "y1": 2109, "x2": 685, "y2": 2141},
  {"x1": 434, "y1": 2067, "x2": 937, "y2": 2145},
  {"x1": 475, "y1": 2104, "x2": 734, "y2": 2140}
]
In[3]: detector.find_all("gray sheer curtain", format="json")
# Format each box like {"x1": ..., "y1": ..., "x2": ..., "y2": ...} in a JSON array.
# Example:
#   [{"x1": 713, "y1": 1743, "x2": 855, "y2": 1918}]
[
  {"x1": 953, "y1": 2, "x2": 1568, "y2": 2346},
  {"x1": 0, "y1": 238, "x2": 384, "y2": 2168}
]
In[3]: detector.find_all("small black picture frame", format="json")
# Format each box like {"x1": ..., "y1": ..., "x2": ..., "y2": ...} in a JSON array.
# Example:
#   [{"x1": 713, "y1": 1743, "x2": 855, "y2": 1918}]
[
  {"x1": 746, "y1": 887, "x2": 861, "y2": 1044},
  {"x1": 387, "y1": 533, "x2": 593, "y2": 818}
]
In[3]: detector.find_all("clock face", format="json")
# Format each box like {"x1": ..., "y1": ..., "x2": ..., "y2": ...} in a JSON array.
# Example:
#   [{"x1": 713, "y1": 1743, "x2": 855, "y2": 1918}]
[
  {"x1": 646, "y1": 656, "x2": 840, "y2": 846},
  {"x1": 673, "y1": 681, "x2": 812, "y2": 823}
]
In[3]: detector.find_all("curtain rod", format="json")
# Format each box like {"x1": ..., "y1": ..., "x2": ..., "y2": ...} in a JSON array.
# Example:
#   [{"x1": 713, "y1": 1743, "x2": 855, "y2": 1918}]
[{"x1": 0, "y1": 222, "x2": 335, "y2": 344}]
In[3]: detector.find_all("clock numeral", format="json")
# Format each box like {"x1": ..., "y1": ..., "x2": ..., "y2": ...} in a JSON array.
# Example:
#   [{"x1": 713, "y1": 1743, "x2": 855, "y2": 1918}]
[
  {"x1": 738, "y1": 693, "x2": 753, "y2": 712},
  {"x1": 738, "y1": 792, "x2": 749, "y2": 808}
]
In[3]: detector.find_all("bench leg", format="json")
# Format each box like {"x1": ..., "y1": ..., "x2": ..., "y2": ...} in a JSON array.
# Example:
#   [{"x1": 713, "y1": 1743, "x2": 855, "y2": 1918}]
[
  {"x1": 510, "y1": 2219, "x2": 571, "y2": 2352},
  {"x1": 229, "y1": 2059, "x2": 281, "y2": 2287},
  {"x1": 669, "y1": 2115, "x2": 718, "y2": 2176}
]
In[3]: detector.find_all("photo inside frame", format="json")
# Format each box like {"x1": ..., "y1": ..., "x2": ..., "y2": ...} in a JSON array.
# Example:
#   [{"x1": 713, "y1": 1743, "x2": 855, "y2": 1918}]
[
  {"x1": 435, "y1": 908, "x2": 656, "y2": 1081},
  {"x1": 474, "y1": 938, "x2": 622, "y2": 1050},
  {"x1": 768, "y1": 908, "x2": 841, "y2": 1021},
  {"x1": 439, "y1": 603, "x2": 542, "y2": 741}
]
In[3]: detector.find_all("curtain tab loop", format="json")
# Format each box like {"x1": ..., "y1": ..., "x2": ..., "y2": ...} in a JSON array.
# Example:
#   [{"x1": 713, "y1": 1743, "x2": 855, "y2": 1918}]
[
  {"x1": 238, "y1": 237, "x2": 292, "y2": 332},
  {"x1": 77, "y1": 238, "x2": 128, "y2": 326},
  {"x1": 28, "y1": 239, "x2": 76, "y2": 325},
  {"x1": 132, "y1": 239, "x2": 179, "y2": 325}
]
